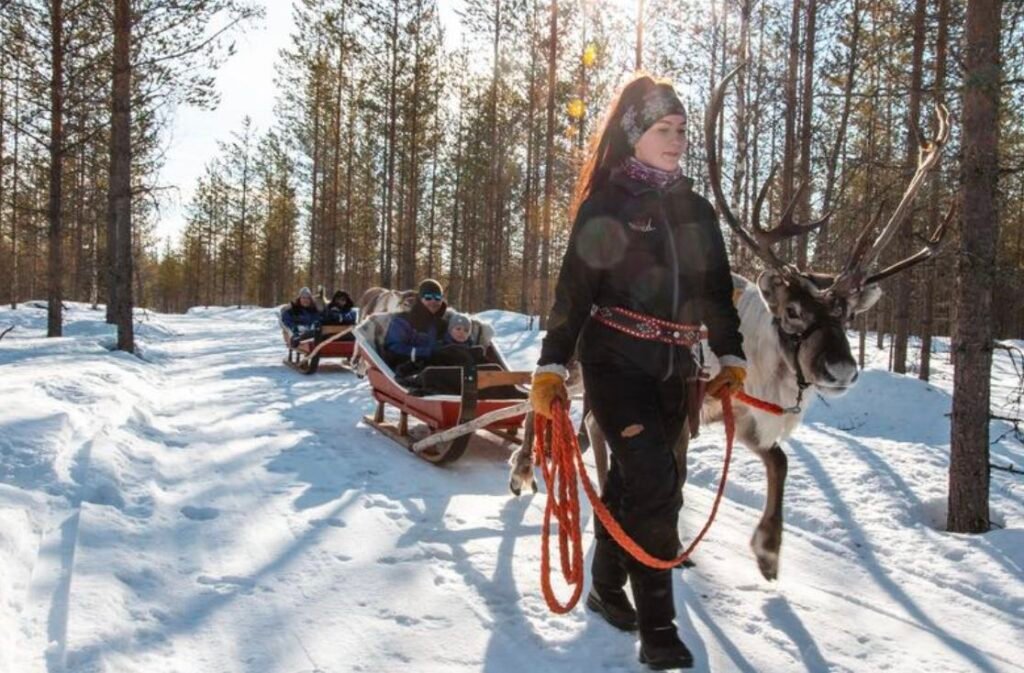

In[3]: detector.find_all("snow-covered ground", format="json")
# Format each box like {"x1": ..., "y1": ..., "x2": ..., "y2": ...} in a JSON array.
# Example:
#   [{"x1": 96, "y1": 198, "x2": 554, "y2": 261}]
[{"x1": 1, "y1": 302, "x2": 1022, "y2": 673}]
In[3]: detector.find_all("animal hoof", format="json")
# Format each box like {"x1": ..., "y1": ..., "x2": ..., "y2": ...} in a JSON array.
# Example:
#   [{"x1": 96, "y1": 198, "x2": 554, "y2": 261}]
[
  {"x1": 509, "y1": 479, "x2": 521, "y2": 497},
  {"x1": 531, "y1": 480, "x2": 538, "y2": 494},
  {"x1": 757, "y1": 557, "x2": 778, "y2": 581},
  {"x1": 751, "y1": 528, "x2": 780, "y2": 581}
]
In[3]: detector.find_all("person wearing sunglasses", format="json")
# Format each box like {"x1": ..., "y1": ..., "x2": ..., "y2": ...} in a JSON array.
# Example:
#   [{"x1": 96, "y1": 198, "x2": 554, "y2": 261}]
[{"x1": 383, "y1": 279, "x2": 449, "y2": 370}]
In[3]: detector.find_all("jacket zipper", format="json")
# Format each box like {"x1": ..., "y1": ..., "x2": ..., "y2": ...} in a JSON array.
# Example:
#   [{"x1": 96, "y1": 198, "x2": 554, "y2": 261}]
[{"x1": 657, "y1": 189, "x2": 680, "y2": 382}]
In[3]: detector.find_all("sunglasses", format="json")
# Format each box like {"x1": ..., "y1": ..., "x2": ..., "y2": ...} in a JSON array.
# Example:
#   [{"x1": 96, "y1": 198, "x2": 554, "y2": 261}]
[{"x1": 421, "y1": 292, "x2": 443, "y2": 301}]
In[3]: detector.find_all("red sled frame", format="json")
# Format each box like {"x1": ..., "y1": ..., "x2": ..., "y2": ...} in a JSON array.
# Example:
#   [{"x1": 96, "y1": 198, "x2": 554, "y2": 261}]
[
  {"x1": 354, "y1": 313, "x2": 532, "y2": 464},
  {"x1": 280, "y1": 312, "x2": 357, "y2": 375}
]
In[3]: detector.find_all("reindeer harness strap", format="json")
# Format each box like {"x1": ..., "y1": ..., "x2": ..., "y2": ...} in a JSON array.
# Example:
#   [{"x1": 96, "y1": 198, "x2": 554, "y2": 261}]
[
  {"x1": 771, "y1": 317, "x2": 819, "y2": 414},
  {"x1": 533, "y1": 395, "x2": 736, "y2": 614}
]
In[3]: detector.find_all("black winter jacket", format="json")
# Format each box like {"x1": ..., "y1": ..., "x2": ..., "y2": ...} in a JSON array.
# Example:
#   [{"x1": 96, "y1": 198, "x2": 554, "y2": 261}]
[{"x1": 538, "y1": 168, "x2": 745, "y2": 380}]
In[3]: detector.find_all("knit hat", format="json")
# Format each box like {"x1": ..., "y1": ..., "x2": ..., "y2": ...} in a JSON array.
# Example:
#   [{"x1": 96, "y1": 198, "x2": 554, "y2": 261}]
[
  {"x1": 620, "y1": 82, "x2": 686, "y2": 146},
  {"x1": 298, "y1": 287, "x2": 313, "y2": 299},
  {"x1": 331, "y1": 290, "x2": 353, "y2": 310},
  {"x1": 448, "y1": 312, "x2": 472, "y2": 335},
  {"x1": 418, "y1": 279, "x2": 444, "y2": 297}
]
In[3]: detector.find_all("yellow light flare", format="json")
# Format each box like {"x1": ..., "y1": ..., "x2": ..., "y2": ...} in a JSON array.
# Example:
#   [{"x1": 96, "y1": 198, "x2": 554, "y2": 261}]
[
  {"x1": 567, "y1": 98, "x2": 585, "y2": 119},
  {"x1": 582, "y1": 43, "x2": 598, "y2": 68}
]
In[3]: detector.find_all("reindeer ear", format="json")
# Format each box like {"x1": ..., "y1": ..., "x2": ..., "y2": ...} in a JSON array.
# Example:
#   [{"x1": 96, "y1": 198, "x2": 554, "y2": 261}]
[
  {"x1": 850, "y1": 283, "x2": 882, "y2": 314},
  {"x1": 757, "y1": 269, "x2": 788, "y2": 312}
]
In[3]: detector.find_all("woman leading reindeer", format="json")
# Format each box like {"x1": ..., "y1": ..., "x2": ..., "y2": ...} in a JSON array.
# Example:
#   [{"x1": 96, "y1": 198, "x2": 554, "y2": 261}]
[
  {"x1": 528, "y1": 65, "x2": 952, "y2": 670},
  {"x1": 528, "y1": 74, "x2": 747, "y2": 670}
]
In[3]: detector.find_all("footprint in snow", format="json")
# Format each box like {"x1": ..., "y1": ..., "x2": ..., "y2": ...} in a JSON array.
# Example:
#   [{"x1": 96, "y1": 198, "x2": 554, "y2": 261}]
[
  {"x1": 310, "y1": 517, "x2": 347, "y2": 528},
  {"x1": 181, "y1": 505, "x2": 220, "y2": 521},
  {"x1": 196, "y1": 574, "x2": 256, "y2": 594}
]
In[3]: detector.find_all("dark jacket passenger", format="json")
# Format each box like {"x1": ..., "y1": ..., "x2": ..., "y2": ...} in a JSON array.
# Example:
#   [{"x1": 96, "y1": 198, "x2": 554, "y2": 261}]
[{"x1": 383, "y1": 300, "x2": 448, "y2": 366}]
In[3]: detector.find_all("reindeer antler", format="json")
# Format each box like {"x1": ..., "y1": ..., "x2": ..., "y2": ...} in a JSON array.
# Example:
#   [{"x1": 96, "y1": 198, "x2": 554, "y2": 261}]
[
  {"x1": 705, "y1": 63, "x2": 831, "y2": 279},
  {"x1": 862, "y1": 201, "x2": 956, "y2": 286},
  {"x1": 827, "y1": 105, "x2": 952, "y2": 296}
]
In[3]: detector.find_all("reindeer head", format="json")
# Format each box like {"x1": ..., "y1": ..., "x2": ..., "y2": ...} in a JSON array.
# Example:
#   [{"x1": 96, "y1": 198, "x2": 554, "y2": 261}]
[
  {"x1": 398, "y1": 290, "x2": 419, "y2": 312},
  {"x1": 707, "y1": 64, "x2": 953, "y2": 396}
]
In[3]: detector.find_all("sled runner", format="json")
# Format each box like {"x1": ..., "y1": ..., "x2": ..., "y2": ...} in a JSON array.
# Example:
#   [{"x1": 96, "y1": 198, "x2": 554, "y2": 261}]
[
  {"x1": 354, "y1": 313, "x2": 532, "y2": 464},
  {"x1": 279, "y1": 309, "x2": 357, "y2": 375}
]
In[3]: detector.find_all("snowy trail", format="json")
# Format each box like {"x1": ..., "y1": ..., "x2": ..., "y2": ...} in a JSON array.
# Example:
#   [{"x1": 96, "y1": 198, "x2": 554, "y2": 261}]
[{"x1": 2, "y1": 304, "x2": 1022, "y2": 672}]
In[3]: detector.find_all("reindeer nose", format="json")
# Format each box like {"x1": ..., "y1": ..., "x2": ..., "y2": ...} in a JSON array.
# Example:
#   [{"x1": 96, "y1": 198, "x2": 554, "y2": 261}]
[{"x1": 823, "y1": 356, "x2": 859, "y2": 387}]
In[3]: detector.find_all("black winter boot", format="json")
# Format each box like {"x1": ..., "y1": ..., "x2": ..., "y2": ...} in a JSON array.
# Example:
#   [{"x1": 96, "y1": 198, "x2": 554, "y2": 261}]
[
  {"x1": 638, "y1": 625, "x2": 694, "y2": 670},
  {"x1": 588, "y1": 535, "x2": 636, "y2": 631},
  {"x1": 630, "y1": 565, "x2": 692, "y2": 668},
  {"x1": 585, "y1": 586, "x2": 637, "y2": 632}
]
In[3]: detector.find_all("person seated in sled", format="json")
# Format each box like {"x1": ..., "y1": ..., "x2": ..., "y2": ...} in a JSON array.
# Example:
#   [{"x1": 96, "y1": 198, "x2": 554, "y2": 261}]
[
  {"x1": 322, "y1": 290, "x2": 357, "y2": 340},
  {"x1": 383, "y1": 278, "x2": 448, "y2": 371},
  {"x1": 430, "y1": 312, "x2": 489, "y2": 366},
  {"x1": 281, "y1": 287, "x2": 322, "y2": 347}
]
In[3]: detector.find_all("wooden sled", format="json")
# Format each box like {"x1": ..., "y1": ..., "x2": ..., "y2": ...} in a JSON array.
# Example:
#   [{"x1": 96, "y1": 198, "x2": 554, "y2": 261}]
[
  {"x1": 354, "y1": 313, "x2": 532, "y2": 464},
  {"x1": 280, "y1": 314, "x2": 357, "y2": 375}
]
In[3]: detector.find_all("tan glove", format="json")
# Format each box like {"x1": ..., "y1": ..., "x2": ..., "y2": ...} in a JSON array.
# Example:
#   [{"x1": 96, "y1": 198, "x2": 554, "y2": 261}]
[
  {"x1": 530, "y1": 371, "x2": 569, "y2": 419},
  {"x1": 707, "y1": 365, "x2": 747, "y2": 399}
]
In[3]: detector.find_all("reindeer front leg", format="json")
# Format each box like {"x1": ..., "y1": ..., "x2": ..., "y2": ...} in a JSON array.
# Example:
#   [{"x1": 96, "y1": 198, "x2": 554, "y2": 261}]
[
  {"x1": 508, "y1": 411, "x2": 538, "y2": 496},
  {"x1": 751, "y1": 443, "x2": 788, "y2": 580}
]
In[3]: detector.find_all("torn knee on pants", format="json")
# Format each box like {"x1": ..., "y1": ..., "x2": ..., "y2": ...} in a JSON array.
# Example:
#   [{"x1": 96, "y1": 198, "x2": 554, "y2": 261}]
[{"x1": 620, "y1": 423, "x2": 645, "y2": 438}]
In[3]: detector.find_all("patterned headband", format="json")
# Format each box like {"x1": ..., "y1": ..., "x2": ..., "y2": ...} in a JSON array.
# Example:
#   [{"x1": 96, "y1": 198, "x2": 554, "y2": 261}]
[{"x1": 620, "y1": 86, "x2": 686, "y2": 146}]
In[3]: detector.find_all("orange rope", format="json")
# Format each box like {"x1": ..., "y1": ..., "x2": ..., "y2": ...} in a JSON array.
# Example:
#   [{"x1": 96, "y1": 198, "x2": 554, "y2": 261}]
[
  {"x1": 735, "y1": 390, "x2": 787, "y2": 416},
  {"x1": 534, "y1": 394, "x2": 737, "y2": 614}
]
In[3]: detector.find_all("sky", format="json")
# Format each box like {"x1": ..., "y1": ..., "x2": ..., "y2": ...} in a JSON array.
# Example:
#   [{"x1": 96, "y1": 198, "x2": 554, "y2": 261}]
[{"x1": 156, "y1": 0, "x2": 467, "y2": 245}]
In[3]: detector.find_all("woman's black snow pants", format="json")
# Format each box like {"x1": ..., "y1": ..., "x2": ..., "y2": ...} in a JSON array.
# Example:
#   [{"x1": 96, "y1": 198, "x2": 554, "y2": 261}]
[{"x1": 583, "y1": 365, "x2": 688, "y2": 632}]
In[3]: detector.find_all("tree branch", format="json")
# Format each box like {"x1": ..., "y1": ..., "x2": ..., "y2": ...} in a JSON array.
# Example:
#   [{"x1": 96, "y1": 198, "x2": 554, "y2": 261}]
[{"x1": 990, "y1": 462, "x2": 1023, "y2": 476}]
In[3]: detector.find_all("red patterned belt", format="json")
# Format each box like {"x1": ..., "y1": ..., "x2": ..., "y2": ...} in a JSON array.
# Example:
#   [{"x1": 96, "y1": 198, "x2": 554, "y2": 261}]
[{"x1": 590, "y1": 306, "x2": 706, "y2": 347}]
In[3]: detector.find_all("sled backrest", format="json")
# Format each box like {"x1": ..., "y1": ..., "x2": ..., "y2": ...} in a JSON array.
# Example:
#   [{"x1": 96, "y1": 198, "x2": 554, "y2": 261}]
[{"x1": 277, "y1": 304, "x2": 293, "y2": 344}]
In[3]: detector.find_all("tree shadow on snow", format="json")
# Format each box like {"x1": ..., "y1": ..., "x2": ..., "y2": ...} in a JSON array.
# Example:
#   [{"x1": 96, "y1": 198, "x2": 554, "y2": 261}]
[{"x1": 787, "y1": 437, "x2": 1007, "y2": 673}]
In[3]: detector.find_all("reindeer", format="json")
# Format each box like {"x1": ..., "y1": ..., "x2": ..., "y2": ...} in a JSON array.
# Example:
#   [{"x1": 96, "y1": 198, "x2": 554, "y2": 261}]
[
  {"x1": 352, "y1": 287, "x2": 419, "y2": 375},
  {"x1": 357, "y1": 287, "x2": 418, "y2": 318},
  {"x1": 509, "y1": 64, "x2": 953, "y2": 581}
]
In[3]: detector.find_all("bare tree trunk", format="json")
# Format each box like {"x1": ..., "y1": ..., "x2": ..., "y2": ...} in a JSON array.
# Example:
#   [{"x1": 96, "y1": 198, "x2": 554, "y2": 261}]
[
  {"x1": 382, "y1": 0, "x2": 400, "y2": 288},
  {"x1": 426, "y1": 61, "x2": 440, "y2": 279},
  {"x1": 781, "y1": 0, "x2": 801, "y2": 224},
  {"x1": 402, "y1": 0, "x2": 423, "y2": 289},
  {"x1": 109, "y1": 0, "x2": 133, "y2": 352},
  {"x1": 309, "y1": 51, "x2": 323, "y2": 287},
  {"x1": 484, "y1": 0, "x2": 502, "y2": 308},
  {"x1": 329, "y1": 32, "x2": 345, "y2": 292},
  {"x1": 949, "y1": 0, "x2": 1001, "y2": 534},
  {"x1": 539, "y1": 0, "x2": 558, "y2": 329},
  {"x1": 0, "y1": 51, "x2": 6, "y2": 304},
  {"x1": 730, "y1": 0, "x2": 751, "y2": 260},
  {"x1": 920, "y1": 0, "x2": 950, "y2": 382},
  {"x1": 521, "y1": 6, "x2": 539, "y2": 315},
  {"x1": 90, "y1": 154, "x2": 99, "y2": 309},
  {"x1": 796, "y1": 0, "x2": 817, "y2": 268},
  {"x1": 447, "y1": 65, "x2": 466, "y2": 307},
  {"x1": 343, "y1": 94, "x2": 356, "y2": 291},
  {"x1": 47, "y1": 0, "x2": 65, "y2": 338},
  {"x1": 744, "y1": 4, "x2": 768, "y2": 272},
  {"x1": 817, "y1": 0, "x2": 861, "y2": 268},
  {"x1": 73, "y1": 139, "x2": 85, "y2": 301},
  {"x1": 893, "y1": 0, "x2": 927, "y2": 374},
  {"x1": 9, "y1": 59, "x2": 20, "y2": 310}
]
